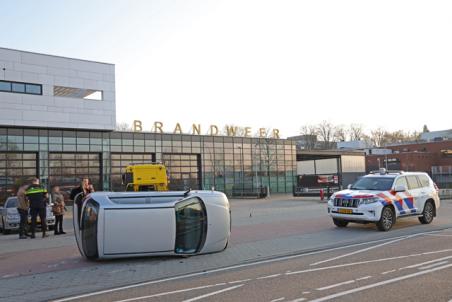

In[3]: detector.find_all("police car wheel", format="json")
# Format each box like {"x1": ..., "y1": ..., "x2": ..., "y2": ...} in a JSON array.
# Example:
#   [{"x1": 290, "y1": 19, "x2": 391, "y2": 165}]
[
  {"x1": 418, "y1": 201, "x2": 434, "y2": 224},
  {"x1": 333, "y1": 218, "x2": 349, "y2": 228},
  {"x1": 377, "y1": 206, "x2": 395, "y2": 232}
]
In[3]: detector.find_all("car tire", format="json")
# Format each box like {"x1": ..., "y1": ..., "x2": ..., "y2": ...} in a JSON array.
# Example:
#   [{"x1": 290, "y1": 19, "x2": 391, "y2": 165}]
[
  {"x1": 377, "y1": 206, "x2": 395, "y2": 232},
  {"x1": 418, "y1": 201, "x2": 434, "y2": 224},
  {"x1": 2, "y1": 220, "x2": 10, "y2": 235},
  {"x1": 333, "y1": 218, "x2": 349, "y2": 228}
]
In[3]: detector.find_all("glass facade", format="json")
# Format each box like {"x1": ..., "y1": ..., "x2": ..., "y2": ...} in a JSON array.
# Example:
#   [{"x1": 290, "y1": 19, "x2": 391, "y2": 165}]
[{"x1": 0, "y1": 127, "x2": 296, "y2": 203}]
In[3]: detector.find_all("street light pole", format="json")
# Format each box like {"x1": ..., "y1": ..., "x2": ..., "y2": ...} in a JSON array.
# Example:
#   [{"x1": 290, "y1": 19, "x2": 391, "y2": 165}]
[{"x1": 238, "y1": 146, "x2": 244, "y2": 191}]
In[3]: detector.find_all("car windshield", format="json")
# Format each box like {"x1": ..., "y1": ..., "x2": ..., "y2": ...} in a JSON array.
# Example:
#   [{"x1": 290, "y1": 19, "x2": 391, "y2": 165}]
[
  {"x1": 351, "y1": 177, "x2": 395, "y2": 191},
  {"x1": 6, "y1": 198, "x2": 18, "y2": 208}
]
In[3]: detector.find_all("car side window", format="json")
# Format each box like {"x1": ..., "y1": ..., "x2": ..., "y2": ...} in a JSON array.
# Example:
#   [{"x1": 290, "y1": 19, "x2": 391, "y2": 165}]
[
  {"x1": 417, "y1": 175, "x2": 430, "y2": 188},
  {"x1": 406, "y1": 176, "x2": 420, "y2": 190},
  {"x1": 394, "y1": 177, "x2": 408, "y2": 190}
]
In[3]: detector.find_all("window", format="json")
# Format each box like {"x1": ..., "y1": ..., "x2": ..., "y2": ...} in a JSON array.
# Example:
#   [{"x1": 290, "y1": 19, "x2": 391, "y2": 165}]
[
  {"x1": 26, "y1": 84, "x2": 42, "y2": 95},
  {"x1": 174, "y1": 197, "x2": 207, "y2": 254},
  {"x1": 394, "y1": 177, "x2": 408, "y2": 190},
  {"x1": 406, "y1": 176, "x2": 420, "y2": 190},
  {"x1": 12, "y1": 83, "x2": 25, "y2": 93},
  {"x1": 54, "y1": 85, "x2": 103, "y2": 101},
  {"x1": 0, "y1": 80, "x2": 42, "y2": 95},
  {"x1": 6, "y1": 197, "x2": 18, "y2": 208},
  {"x1": 351, "y1": 177, "x2": 394, "y2": 191},
  {"x1": 417, "y1": 175, "x2": 430, "y2": 188},
  {"x1": 0, "y1": 81, "x2": 11, "y2": 92}
]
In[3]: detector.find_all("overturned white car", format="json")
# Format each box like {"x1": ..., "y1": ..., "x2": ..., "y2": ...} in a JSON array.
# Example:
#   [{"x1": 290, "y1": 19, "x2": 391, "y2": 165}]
[{"x1": 73, "y1": 190, "x2": 231, "y2": 260}]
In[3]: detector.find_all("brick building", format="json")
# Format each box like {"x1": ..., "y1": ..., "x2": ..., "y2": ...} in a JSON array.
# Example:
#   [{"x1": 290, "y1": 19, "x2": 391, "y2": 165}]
[{"x1": 366, "y1": 140, "x2": 452, "y2": 188}]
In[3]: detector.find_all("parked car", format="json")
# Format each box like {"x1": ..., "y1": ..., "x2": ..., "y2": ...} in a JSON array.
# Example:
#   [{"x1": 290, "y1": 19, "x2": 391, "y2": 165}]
[
  {"x1": 327, "y1": 168, "x2": 440, "y2": 231},
  {"x1": 0, "y1": 197, "x2": 56, "y2": 234}
]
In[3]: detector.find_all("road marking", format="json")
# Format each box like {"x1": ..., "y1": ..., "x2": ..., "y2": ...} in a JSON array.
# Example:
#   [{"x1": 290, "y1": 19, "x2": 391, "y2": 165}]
[
  {"x1": 2, "y1": 274, "x2": 19, "y2": 279},
  {"x1": 287, "y1": 298, "x2": 306, "y2": 302},
  {"x1": 257, "y1": 274, "x2": 281, "y2": 280},
  {"x1": 310, "y1": 235, "x2": 415, "y2": 266},
  {"x1": 302, "y1": 291, "x2": 311, "y2": 294},
  {"x1": 286, "y1": 251, "x2": 443, "y2": 276},
  {"x1": 381, "y1": 269, "x2": 396, "y2": 275},
  {"x1": 424, "y1": 234, "x2": 452, "y2": 237},
  {"x1": 112, "y1": 283, "x2": 227, "y2": 302},
  {"x1": 309, "y1": 263, "x2": 452, "y2": 302},
  {"x1": 316, "y1": 280, "x2": 355, "y2": 291},
  {"x1": 228, "y1": 278, "x2": 252, "y2": 284},
  {"x1": 51, "y1": 230, "x2": 446, "y2": 302},
  {"x1": 270, "y1": 298, "x2": 285, "y2": 302},
  {"x1": 418, "y1": 261, "x2": 449, "y2": 270},
  {"x1": 399, "y1": 255, "x2": 452, "y2": 270},
  {"x1": 182, "y1": 284, "x2": 243, "y2": 302},
  {"x1": 356, "y1": 275, "x2": 372, "y2": 281},
  {"x1": 422, "y1": 248, "x2": 452, "y2": 255}
]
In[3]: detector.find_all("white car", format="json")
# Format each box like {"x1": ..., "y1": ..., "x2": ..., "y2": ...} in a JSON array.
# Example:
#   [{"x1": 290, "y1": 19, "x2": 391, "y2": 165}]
[
  {"x1": 73, "y1": 190, "x2": 231, "y2": 260},
  {"x1": 328, "y1": 169, "x2": 440, "y2": 231},
  {"x1": 0, "y1": 197, "x2": 55, "y2": 234}
]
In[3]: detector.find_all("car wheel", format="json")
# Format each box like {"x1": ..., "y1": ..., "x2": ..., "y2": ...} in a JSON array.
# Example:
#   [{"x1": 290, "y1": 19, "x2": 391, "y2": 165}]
[
  {"x1": 2, "y1": 220, "x2": 10, "y2": 235},
  {"x1": 419, "y1": 201, "x2": 434, "y2": 224},
  {"x1": 333, "y1": 218, "x2": 349, "y2": 228},
  {"x1": 377, "y1": 206, "x2": 395, "y2": 231}
]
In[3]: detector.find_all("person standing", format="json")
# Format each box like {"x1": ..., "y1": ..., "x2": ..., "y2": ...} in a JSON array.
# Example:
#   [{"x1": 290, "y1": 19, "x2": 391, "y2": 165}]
[
  {"x1": 51, "y1": 186, "x2": 66, "y2": 235},
  {"x1": 16, "y1": 184, "x2": 30, "y2": 239},
  {"x1": 70, "y1": 178, "x2": 95, "y2": 223},
  {"x1": 25, "y1": 178, "x2": 48, "y2": 238}
]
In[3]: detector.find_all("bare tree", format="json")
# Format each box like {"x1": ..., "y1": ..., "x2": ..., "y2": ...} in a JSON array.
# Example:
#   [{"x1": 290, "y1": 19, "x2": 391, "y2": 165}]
[
  {"x1": 254, "y1": 129, "x2": 278, "y2": 191},
  {"x1": 115, "y1": 122, "x2": 132, "y2": 131},
  {"x1": 349, "y1": 124, "x2": 365, "y2": 141},
  {"x1": 317, "y1": 120, "x2": 335, "y2": 149},
  {"x1": 299, "y1": 125, "x2": 318, "y2": 150},
  {"x1": 370, "y1": 128, "x2": 387, "y2": 147},
  {"x1": 334, "y1": 125, "x2": 347, "y2": 142}
]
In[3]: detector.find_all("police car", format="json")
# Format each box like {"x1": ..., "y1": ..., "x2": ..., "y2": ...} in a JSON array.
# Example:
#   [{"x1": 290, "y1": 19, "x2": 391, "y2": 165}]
[{"x1": 327, "y1": 169, "x2": 440, "y2": 231}]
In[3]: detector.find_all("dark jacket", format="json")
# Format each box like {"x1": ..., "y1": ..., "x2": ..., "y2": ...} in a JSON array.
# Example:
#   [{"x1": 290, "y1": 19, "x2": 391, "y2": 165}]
[
  {"x1": 25, "y1": 184, "x2": 48, "y2": 209},
  {"x1": 70, "y1": 186, "x2": 83, "y2": 201}
]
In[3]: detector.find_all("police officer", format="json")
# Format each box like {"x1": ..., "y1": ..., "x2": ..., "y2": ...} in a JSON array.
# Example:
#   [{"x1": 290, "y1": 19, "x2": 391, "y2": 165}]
[{"x1": 25, "y1": 178, "x2": 49, "y2": 238}]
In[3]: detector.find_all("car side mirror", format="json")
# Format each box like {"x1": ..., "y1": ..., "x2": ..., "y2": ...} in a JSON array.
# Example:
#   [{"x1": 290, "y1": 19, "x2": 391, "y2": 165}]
[
  {"x1": 394, "y1": 185, "x2": 407, "y2": 192},
  {"x1": 347, "y1": 184, "x2": 352, "y2": 189}
]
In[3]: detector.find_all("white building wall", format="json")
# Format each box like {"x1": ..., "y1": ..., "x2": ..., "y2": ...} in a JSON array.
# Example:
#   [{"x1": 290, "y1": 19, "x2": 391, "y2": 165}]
[
  {"x1": 315, "y1": 158, "x2": 338, "y2": 174},
  {"x1": 297, "y1": 158, "x2": 338, "y2": 175},
  {"x1": 297, "y1": 161, "x2": 315, "y2": 175},
  {"x1": 0, "y1": 48, "x2": 116, "y2": 130},
  {"x1": 341, "y1": 155, "x2": 366, "y2": 173}
]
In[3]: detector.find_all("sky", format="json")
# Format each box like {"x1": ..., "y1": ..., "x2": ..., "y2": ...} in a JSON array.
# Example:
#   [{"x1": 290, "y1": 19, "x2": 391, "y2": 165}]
[{"x1": 1, "y1": 0, "x2": 451, "y2": 138}]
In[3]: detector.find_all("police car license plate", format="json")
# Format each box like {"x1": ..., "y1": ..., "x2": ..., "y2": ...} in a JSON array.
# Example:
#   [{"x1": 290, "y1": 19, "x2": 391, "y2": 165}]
[{"x1": 338, "y1": 208, "x2": 353, "y2": 214}]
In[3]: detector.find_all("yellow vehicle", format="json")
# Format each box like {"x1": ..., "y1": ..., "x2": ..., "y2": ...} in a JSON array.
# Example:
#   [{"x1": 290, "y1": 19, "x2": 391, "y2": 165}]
[{"x1": 122, "y1": 163, "x2": 169, "y2": 192}]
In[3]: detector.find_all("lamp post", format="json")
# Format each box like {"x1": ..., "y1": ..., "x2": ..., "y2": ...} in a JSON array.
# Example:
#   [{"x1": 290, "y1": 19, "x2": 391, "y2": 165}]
[{"x1": 238, "y1": 146, "x2": 244, "y2": 191}]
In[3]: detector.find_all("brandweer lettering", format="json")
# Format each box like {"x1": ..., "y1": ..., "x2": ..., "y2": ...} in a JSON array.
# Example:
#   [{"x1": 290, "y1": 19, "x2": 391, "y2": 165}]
[{"x1": 132, "y1": 120, "x2": 280, "y2": 139}]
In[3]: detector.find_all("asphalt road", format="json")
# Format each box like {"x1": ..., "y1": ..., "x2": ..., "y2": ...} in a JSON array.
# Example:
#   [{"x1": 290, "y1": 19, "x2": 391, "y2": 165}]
[
  {"x1": 61, "y1": 228, "x2": 452, "y2": 302},
  {"x1": 1, "y1": 196, "x2": 452, "y2": 302}
]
